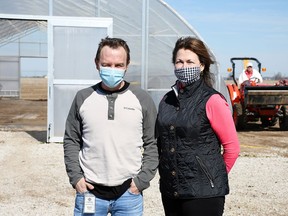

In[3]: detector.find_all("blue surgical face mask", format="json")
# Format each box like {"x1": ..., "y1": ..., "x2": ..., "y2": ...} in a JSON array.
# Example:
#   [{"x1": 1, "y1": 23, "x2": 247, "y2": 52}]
[
  {"x1": 99, "y1": 66, "x2": 125, "y2": 88},
  {"x1": 174, "y1": 66, "x2": 201, "y2": 85}
]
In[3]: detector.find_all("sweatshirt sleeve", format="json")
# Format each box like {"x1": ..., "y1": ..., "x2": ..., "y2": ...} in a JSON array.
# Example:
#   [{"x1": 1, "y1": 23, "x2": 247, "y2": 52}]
[
  {"x1": 63, "y1": 93, "x2": 84, "y2": 187},
  {"x1": 253, "y1": 69, "x2": 263, "y2": 83},
  {"x1": 206, "y1": 94, "x2": 240, "y2": 173},
  {"x1": 239, "y1": 70, "x2": 247, "y2": 85},
  {"x1": 132, "y1": 89, "x2": 159, "y2": 191}
]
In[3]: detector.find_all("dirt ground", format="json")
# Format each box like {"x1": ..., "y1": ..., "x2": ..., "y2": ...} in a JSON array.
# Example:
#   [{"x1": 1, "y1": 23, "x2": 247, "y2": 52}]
[
  {"x1": 0, "y1": 97, "x2": 288, "y2": 215},
  {"x1": 0, "y1": 98, "x2": 47, "y2": 131}
]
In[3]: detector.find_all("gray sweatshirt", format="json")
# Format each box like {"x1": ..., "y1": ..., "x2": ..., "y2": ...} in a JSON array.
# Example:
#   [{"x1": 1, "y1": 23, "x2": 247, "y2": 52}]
[{"x1": 63, "y1": 82, "x2": 158, "y2": 191}]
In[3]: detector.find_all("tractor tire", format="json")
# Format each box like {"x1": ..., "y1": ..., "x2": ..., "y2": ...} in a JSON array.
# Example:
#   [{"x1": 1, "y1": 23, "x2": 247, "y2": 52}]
[
  {"x1": 233, "y1": 103, "x2": 246, "y2": 130},
  {"x1": 261, "y1": 117, "x2": 277, "y2": 127},
  {"x1": 279, "y1": 105, "x2": 288, "y2": 131}
]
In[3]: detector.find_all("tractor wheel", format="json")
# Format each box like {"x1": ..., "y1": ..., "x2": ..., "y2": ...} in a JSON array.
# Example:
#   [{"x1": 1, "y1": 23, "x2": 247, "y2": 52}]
[
  {"x1": 279, "y1": 105, "x2": 288, "y2": 131},
  {"x1": 233, "y1": 103, "x2": 246, "y2": 130},
  {"x1": 261, "y1": 117, "x2": 277, "y2": 127}
]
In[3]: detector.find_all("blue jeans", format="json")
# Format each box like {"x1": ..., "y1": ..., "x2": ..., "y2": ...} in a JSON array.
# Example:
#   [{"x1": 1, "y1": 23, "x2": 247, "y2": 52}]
[{"x1": 74, "y1": 190, "x2": 143, "y2": 216}]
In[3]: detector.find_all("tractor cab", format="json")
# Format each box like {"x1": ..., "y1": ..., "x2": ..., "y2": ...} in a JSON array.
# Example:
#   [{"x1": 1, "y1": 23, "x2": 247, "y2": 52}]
[
  {"x1": 227, "y1": 57, "x2": 265, "y2": 86},
  {"x1": 226, "y1": 57, "x2": 288, "y2": 130}
]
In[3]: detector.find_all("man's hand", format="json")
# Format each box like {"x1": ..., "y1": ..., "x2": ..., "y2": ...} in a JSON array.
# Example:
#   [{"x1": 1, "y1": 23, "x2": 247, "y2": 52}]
[
  {"x1": 75, "y1": 177, "x2": 94, "y2": 193},
  {"x1": 250, "y1": 77, "x2": 260, "y2": 83},
  {"x1": 129, "y1": 179, "x2": 140, "y2": 194}
]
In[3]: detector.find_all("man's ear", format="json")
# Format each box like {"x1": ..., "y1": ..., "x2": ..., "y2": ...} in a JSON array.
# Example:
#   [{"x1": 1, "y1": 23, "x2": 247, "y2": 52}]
[
  {"x1": 95, "y1": 62, "x2": 100, "y2": 71},
  {"x1": 125, "y1": 62, "x2": 130, "y2": 72},
  {"x1": 95, "y1": 58, "x2": 100, "y2": 71}
]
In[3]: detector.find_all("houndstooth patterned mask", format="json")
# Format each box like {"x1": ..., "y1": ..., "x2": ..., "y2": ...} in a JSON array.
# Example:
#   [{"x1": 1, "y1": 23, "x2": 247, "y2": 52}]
[{"x1": 174, "y1": 67, "x2": 201, "y2": 85}]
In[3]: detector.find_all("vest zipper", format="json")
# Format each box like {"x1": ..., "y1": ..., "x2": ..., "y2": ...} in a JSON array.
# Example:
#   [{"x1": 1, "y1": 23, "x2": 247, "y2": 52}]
[{"x1": 196, "y1": 156, "x2": 215, "y2": 188}]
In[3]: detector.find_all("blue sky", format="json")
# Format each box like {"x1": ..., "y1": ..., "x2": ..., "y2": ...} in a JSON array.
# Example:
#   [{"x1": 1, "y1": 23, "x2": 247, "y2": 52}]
[{"x1": 164, "y1": 0, "x2": 288, "y2": 78}]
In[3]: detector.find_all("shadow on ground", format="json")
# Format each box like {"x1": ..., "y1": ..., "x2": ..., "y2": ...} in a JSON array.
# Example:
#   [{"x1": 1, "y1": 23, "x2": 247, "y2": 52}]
[
  {"x1": 26, "y1": 131, "x2": 47, "y2": 143},
  {"x1": 237, "y1": 121, "x2": 285, "y2": 132}
]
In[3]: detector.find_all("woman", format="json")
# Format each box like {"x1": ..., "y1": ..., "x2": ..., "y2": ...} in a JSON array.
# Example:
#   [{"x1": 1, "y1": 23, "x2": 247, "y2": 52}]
[{"x1": 156, "y1": 37, "x2": 240, "y2": 216}]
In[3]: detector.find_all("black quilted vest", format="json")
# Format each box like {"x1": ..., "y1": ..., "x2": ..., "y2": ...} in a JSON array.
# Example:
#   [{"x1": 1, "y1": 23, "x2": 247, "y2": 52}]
[{"x1": 156, "y1": 79, "x2": 229, "y2": 199}]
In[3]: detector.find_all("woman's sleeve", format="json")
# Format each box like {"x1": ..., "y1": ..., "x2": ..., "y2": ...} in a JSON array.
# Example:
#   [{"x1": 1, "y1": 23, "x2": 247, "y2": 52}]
[{"x1": 206, "y1": 94, "x2": 240, "y2": 173}]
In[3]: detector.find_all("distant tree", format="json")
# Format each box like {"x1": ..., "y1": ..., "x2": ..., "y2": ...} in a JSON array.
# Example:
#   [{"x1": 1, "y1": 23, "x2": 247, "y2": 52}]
[{"x1": 273, "y1": 72, "x2": 283, "y2": 80}]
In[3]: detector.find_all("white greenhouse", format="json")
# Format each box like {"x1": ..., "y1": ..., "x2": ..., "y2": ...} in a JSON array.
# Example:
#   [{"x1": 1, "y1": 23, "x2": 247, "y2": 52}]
[{"x1": 0, "y1": 0, "x2": 230, "y2": 142}]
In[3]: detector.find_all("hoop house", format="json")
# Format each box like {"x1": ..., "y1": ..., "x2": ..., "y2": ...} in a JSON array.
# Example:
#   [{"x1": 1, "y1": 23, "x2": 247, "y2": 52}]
[{"x1": 0, "y1": 0, "x2": 230, "y2": 142}]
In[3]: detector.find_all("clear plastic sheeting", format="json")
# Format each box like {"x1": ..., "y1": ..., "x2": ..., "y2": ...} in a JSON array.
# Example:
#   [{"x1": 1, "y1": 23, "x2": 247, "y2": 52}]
[
  {"x1": 0, "y1": 0, "x2": 231, "y2": 109},
  {"x1": 0, "y1": 0, "x2": 50, "y2": 16},
  {"x1": 0, "y1": 56, "x2": 19, "y2": 97},
  {"x1": 0, "y1": 19, "x2": 47, "y2": 47}
]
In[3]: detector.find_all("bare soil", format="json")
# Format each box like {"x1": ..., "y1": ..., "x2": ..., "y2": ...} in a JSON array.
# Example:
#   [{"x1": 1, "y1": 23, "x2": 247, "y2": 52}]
[{"x1": 0, "y1": 98, "x2": 47, "y2": 131}]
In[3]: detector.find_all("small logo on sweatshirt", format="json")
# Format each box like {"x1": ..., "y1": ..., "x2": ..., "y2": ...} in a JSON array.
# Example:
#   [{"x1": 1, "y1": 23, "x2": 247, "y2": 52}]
[{"x1": 124, "y1": 107, "x2": 135, "y2": 111}]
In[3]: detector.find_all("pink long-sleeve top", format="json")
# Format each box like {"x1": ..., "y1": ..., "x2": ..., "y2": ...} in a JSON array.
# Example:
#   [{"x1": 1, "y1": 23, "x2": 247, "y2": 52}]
[{"x1": 206, "y1": 94, "x2": 240, "y2": 173}]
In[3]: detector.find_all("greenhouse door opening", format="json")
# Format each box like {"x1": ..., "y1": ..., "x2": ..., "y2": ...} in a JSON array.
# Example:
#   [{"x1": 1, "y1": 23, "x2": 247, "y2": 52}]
[{"x1": 47, "y1": 17, "x2": 112, "y2": 142}]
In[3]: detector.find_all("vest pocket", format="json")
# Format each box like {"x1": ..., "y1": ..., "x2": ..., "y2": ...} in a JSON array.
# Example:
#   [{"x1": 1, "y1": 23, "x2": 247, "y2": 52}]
[{"x1": 195, "y1": 155, "x2": 215, "y2": 188}]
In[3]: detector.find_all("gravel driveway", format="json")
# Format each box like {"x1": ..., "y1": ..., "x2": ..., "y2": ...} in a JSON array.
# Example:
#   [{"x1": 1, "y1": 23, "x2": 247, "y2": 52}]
[{"x1": 0, "y1": 130, "x2": 287, "y2": 216}]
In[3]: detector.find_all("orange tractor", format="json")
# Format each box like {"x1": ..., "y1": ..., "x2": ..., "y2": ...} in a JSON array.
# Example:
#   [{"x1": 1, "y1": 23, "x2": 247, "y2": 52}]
[{"x1": 226, "y1": 57, "x2": 288, "y2": 130}]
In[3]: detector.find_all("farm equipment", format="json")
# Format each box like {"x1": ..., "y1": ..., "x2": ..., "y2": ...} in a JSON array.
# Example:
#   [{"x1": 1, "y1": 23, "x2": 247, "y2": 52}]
[{"x1": 226, "y1": 57, "x2": 288, "y2": 130}]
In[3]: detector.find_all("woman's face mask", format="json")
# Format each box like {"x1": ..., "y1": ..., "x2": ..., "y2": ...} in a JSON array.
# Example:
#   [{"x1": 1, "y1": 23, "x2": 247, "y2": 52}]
[
  {"x1": 174, "y1": 66, "x2": 201, "y2": 85},
  {"x1": 99, "y1": 66, "x2": 125, "y2": 88}
]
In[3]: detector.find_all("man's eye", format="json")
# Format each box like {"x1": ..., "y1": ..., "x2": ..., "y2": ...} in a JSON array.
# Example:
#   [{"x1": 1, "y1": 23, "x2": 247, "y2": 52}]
[{"x1": 116, "y1": 65, "x2": 125, "y2": 68}]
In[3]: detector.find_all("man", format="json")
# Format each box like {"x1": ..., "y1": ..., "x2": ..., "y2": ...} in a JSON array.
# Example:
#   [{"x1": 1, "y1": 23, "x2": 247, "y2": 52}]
[
  {"x1": 63, "y1": 37, "x2": 158, "y2": 216},
  {"x1": 238, "y1": 62, "x2": 263, "y2": 85}
]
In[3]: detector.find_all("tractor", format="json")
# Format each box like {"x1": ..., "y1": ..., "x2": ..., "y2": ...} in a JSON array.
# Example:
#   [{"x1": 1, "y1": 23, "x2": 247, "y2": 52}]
[{"x1": 226, "y1": 57, "x2": 288, "y2": 130}]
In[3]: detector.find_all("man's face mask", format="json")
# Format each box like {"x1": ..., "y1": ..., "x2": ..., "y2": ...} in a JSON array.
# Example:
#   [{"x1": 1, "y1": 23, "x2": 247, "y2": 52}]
[
  {"x1": 99, "y1": 66, "x2": 125, "y2": 88},
  {"x1": 174, "y1": 66, "x2": 201, "y2": 85}
]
